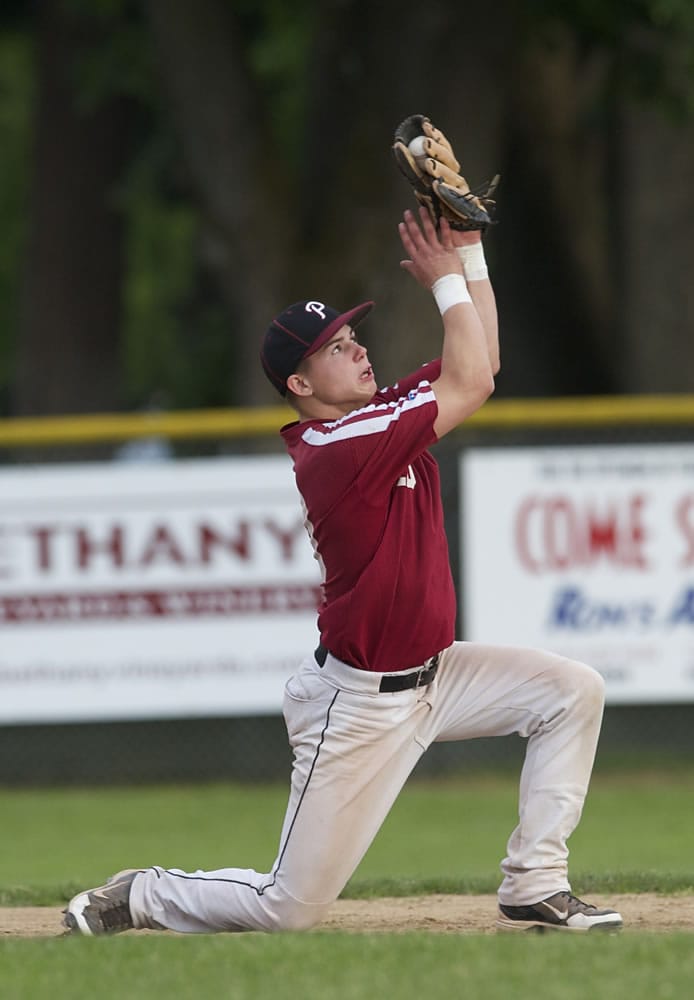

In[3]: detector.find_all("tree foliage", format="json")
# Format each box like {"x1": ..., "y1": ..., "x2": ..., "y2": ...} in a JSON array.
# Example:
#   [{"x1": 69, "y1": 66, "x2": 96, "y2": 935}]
[
  {"x1": 0, "y1": 28, "x2": 32, "y2": 414},
  {"x1": 1, "y1": 0, "x2": 694, "y2": 416}
]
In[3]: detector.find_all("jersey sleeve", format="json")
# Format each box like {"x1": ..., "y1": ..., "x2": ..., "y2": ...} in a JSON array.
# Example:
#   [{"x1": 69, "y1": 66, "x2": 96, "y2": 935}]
[{"x1": 376, "y1": 359, "x2": 441, "y2": 405}]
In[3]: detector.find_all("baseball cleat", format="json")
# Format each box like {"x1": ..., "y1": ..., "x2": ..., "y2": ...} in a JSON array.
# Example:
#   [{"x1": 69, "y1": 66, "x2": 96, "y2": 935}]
[
  {"x1": 496, "y1": 891, "x2": 623, "y2": 933},
  {"x1": 62, "y1": 869, "x2": 141, "y2": 935}
]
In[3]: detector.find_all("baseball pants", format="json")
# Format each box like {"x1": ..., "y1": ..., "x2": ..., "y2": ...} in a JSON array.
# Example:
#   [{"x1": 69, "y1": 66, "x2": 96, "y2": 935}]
[{"x1": 128, "y1": 641, "x2": 605, "y2": 932}]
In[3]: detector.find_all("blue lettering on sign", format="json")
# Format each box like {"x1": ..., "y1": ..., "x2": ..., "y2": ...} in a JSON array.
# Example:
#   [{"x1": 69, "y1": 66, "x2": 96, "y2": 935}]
[
  {"x1": 668, "y1": 587, "x2": 694, "y2": 625},
  {"x1": 547, "y1": 586, "x2": 657, "y2": 631}
]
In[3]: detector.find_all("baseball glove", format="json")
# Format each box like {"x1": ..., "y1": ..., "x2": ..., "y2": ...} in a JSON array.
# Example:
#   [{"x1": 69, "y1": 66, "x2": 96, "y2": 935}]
[{"x1": 392, "y1": 114, "x2": 499, "y2": 232}]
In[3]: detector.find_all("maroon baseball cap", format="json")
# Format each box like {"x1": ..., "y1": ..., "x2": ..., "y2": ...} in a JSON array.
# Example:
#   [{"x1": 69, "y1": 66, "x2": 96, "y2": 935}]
[{"x1": 261, "y1": 299, "x2": 375, "y2": 395}]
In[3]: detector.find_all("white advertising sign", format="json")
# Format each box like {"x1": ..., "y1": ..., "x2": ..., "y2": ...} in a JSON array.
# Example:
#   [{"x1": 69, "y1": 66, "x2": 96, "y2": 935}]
[
  {"x1": 0, "y1": 456, "x2": 321, "y2": 723},
  {"x1": 461, "y1": 444, "x2": 694, "y2": 704}
]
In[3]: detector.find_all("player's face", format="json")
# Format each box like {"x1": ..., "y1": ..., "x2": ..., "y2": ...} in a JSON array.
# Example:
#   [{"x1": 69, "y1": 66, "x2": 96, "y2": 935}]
[{"x1": 300, "y1": 325, "x2": 377, "y2": 410}]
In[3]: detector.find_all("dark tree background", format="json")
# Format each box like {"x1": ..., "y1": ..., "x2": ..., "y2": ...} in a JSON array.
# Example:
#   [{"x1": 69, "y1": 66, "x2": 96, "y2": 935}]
[{"x1": 1, "y1": 0, "x2": 693, "y2": 416}]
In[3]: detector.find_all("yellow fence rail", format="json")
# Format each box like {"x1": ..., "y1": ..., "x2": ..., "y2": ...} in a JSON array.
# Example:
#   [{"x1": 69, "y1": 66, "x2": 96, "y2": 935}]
[{"x1": 1, "y1": 395, "x2": 694, "y2": 447}]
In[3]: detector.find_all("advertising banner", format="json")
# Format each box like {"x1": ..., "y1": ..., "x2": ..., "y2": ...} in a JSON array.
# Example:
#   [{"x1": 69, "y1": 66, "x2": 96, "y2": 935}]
[
  {"x1": 0, "y1": 456, "x2": 320, "y2": 723},
  {"x1": 461, "y1": 444, "x2": 694, "y2": 704}
]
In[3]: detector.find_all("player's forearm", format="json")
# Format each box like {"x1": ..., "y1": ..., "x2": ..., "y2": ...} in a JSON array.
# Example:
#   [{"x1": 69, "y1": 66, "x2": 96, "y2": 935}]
[
  {"x1": 455, "y1": 238, "x2": 500, "y2": 373},
  {"x1": 429, "y1": 267, "x2": 495, "y2": 400},
  {"x1": 468, "y1": 280, "x2": 499, "y2": 373},
  {"x1": 431, "y1": 299, "x2": 495, "y2": 436},
  {"x1": 439, "y1": 302, "x2": 495, "y2": 394}
]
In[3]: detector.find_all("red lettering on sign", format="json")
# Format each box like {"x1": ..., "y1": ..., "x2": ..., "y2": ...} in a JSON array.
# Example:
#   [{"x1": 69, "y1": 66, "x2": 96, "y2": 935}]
[
  {"x1": 515, "y1": 493, "x2": 649, "y2": 573},
  {"x1": 16, "y1": 516, "x2": 307, "y2": 577},
  {"x1": 29, "y1": 525, "x2": 58, "y2": 572},
  {"x1": 515, "y1": 498, "x2": 540, "y2": 573},
  {"x1": 263, "y1": 519, "x2": 304, "y2": 562},
  {"x1": 76, "y1": 525, "x2": 125, "y2": 570},
  {"x1": 139, "y1": 524, "x2": 186, "y2": 567},
  {"x1": 0, "y1": 585, "x2": 322, "y2": 624},
  {"x1": 198, "y1": 522, "x2": 250, "y2": 563},
  {"x1": 675, "y1": 494, "x2": 694, "y2": 567}
]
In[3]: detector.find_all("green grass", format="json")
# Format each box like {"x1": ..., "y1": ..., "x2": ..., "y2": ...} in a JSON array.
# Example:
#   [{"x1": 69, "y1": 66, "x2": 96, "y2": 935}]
[
  {"x1": 0, "y1": 771, "x2": 693, "y2": 1000},
  {"x1": 0, "y1": 769, "x2": 693, "y2": 905},
  {"x1": 2, "y1": 932, "x2": 694, "y2": 1000}
]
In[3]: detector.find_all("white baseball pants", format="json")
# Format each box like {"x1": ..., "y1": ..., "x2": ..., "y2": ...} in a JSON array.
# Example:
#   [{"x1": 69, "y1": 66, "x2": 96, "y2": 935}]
[{"x1": 128, "y1": 642, "x2": 605, "y2": 933}]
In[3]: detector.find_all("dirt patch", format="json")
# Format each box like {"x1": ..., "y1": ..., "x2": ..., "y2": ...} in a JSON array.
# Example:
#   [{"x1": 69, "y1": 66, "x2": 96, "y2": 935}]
[
  {"x1": 2, "y1": 894, "x2": 694, "y2": 937},
  {"x1": 321, "y1": 893, "x2": 694, "y2": 934}
]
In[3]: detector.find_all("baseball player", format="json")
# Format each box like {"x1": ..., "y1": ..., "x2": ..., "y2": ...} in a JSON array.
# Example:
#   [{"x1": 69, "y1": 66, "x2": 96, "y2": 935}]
[{"x1": 64, "y1": 205, "x2": 623, "y2": 937}]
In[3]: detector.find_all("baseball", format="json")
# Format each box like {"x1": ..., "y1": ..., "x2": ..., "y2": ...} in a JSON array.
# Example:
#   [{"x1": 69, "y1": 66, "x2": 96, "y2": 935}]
[{"x1": 408, "y1": 135, "x2": 428, "y2": 166}]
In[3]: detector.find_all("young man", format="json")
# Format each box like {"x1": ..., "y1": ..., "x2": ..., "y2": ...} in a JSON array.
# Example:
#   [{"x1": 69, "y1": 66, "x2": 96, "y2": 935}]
[{"x1": 64, "y1": 208, "x2": 622, "y2": 936}]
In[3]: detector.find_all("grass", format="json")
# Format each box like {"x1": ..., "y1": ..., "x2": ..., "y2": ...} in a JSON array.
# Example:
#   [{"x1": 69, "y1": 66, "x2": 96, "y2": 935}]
[
  {"x1": 0, "y1": 770, "x2": 692, "y2": 999},
  {"x1": 0, "y1": 769, "x2": 693, "y2": 904},
  {"x1": 2, "y1": 932, "x2": 694, "y2": 1000}
]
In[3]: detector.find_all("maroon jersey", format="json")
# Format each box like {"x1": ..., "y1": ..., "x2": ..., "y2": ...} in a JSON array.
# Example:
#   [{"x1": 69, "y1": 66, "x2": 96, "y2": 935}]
[{"x1": 281, "y1": 361, "x2": 456, "y2": 671}]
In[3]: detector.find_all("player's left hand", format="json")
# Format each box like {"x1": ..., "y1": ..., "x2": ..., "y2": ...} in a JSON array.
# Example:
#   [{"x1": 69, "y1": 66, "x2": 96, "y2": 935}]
[{"x1": 392, "y1": 114, "x2": 499, "y2": 232}]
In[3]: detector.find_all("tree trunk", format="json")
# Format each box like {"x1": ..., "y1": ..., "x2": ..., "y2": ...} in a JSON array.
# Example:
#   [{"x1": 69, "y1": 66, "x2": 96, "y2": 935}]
[
  {"x1": 495, "y1": 22, "x2": 620, "y2": 395},
  {"x1": 620, "y1": 104, "x2": 694, "y2": 391},
  {"x1": 143, "y1": 0, "x2": 292, "y2": 406},
  {"x1": 14, "y1": 2, "x2": 133, "y2": 416}
]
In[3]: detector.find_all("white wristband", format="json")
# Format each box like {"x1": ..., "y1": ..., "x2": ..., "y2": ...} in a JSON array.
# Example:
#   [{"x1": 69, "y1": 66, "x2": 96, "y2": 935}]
[
  {"x1": 431, "y1": 273, "x2": 471, "y2": 316},
  {"x1": 456, "y1": 243, "x2": 488, "y2": 281}
]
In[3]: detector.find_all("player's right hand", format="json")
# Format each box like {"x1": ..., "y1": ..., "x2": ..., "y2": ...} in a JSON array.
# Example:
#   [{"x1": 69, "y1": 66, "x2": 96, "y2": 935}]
[{"x1": 398, "y1": 208, "x2": 463, "y2": 291}]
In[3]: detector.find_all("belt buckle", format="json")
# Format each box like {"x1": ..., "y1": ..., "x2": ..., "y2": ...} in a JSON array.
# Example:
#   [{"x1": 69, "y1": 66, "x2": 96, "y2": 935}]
[
  {"x1": 417, "y1": 653, "x2": 439, "y2": 688},
  {"x1": 413, "y1": 665, "x2": 427, "y2": 688}
]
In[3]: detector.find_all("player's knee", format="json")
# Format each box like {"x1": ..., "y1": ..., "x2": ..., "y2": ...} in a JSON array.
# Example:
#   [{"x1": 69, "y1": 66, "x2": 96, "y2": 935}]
[
  {"x1": 561, "y1": 658, "x2": 605, "y2": 715},
  {"x1": 280, "y1": 903, "x2": 330, "y2": 932},
  {"x1": 268, "y1": 895, "x2": 332, "y2": 932}
]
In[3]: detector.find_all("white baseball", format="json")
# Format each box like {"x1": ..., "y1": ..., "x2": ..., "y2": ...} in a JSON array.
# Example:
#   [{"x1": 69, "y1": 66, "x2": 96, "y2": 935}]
[{"x1": 408, "y1": 135, "x2": 428, "y2": 166}]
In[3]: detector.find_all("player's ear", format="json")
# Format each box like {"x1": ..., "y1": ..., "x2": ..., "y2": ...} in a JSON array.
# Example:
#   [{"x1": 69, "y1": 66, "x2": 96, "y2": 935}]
[{"x1": 286, "y1": 372, "x2": 313, "y2": 397}]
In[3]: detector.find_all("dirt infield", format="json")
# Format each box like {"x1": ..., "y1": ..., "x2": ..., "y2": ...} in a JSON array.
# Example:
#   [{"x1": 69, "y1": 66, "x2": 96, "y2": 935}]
[{"x1": 2, "y1": 894, "x2": 693, "y2": 937}]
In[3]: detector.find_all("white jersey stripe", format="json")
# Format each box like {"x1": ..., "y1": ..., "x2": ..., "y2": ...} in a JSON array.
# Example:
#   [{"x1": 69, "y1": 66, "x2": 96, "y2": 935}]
[
  {"x1": 299, "y1": 495, "x2": 327, "y2": 590},
  {"x1": 300, "y1": 382, "x2": 435, "y2": 447}
]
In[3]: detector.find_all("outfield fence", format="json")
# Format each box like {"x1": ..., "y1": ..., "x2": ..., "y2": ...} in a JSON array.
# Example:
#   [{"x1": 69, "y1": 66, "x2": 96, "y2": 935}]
[{"x1": 1, "y1": 396, "x2": 693, "y2": 785}]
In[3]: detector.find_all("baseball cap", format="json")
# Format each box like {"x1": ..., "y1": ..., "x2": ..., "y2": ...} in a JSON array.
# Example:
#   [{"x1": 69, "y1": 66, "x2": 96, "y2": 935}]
[{"x1": 261, "y1": 299, "x2": 375, "y2": 395}]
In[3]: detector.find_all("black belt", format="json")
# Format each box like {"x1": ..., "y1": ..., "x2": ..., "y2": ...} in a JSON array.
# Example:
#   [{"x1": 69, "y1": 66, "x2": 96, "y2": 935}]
[{"x1": 314, "y1": 644, "x2": 440, "y2": 692}]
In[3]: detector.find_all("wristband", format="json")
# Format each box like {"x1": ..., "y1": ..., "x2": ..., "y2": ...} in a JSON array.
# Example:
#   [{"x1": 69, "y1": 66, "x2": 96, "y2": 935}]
[
  {"x1": 456, "y1": 243, "x2": 488, "y2": 281},
  {"x1": 431, "y1": 274, "x2": 471, "y2": 316}
]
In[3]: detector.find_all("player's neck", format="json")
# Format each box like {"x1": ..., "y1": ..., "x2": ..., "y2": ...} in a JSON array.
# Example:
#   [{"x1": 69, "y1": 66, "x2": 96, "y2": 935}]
[{"x1": 295, "y1": 396, "x2": 361, "y2": 423}]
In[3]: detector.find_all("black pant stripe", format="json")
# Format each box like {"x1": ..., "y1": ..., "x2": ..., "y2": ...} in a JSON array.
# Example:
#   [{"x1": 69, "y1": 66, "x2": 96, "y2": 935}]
[{"x1": 158, "y1": 688, "x2": 341, "y2": 897}]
